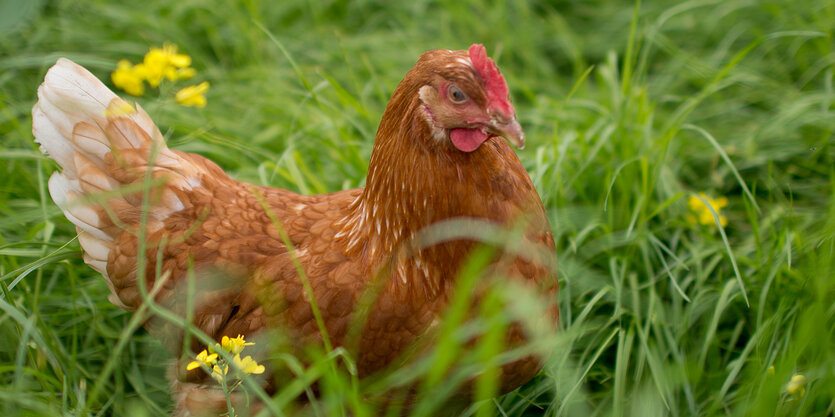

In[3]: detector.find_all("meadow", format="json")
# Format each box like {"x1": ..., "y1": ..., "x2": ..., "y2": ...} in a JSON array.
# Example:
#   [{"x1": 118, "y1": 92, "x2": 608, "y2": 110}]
[{"x1": 0, "y1": 0, "x2": 833, "y2": 416}]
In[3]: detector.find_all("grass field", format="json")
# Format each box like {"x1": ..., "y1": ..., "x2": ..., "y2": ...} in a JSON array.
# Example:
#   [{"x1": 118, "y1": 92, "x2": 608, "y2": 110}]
[{"x1": 1, "y1": 0, "x2": 834, "y2": 416}]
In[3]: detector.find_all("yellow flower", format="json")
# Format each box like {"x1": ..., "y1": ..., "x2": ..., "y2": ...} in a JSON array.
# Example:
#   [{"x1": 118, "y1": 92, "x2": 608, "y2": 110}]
[
  {"x1": 232, "y1": 355, "x2": 265, "y2": 375},
  {"x1": 221, "y1": 334, "x2": 255, "y2": 355},
  {"x1": 786, "y1": 374, "x2": 806, "y2": 396},
  {"x1": 186, "y1": 349, "x2": 218, "y2": 371},
  {"x1": 138, "y1": 62, "x2": 162, "y2": 88},
  {"x1": 687, "y1": 192, "x2": 728, "y2": 227},
  {"x1": 212, "y1": 364, "x2": 229, "y2": 383},
  {"x1": 173, "y1": 66, "x2": 196, "y2": 80},
  {"x1": 160, "y1": 43, "x2": 192, "y2": 68},
  {"x1": 139, "y1": 43, "x2": 194, "y2": 87},
  {"x1": 111, "y1": 59, "x2": 145, "y2": 96},
  {"x1": 137, "y1": 43, "x2": 194, "y2": 87},
  {"x1": 176, "y1": 81, "x2": 210, "y2": 107}
]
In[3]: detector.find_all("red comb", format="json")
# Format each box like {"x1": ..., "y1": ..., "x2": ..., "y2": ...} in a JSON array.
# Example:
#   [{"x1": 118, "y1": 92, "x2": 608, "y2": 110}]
[{"x1": 468, "y1": 44, "x2": 512, "y2": 116}]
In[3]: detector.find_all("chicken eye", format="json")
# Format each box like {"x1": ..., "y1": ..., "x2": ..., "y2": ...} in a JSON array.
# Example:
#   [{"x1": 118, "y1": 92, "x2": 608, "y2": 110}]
[{"x1": 448, "y1": 85, "x2": 468, "y2": 104}]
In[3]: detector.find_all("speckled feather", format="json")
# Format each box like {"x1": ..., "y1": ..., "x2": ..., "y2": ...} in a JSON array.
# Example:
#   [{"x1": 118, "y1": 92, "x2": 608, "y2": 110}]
[{"x1": 32, "y1": 46, "x2": 558, "y2": 414}]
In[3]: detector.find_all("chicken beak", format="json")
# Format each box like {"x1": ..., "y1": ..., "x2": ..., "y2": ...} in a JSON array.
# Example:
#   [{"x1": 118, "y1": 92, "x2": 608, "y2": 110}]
[{"x1": 488, "y1": 117, "x2": 525, "y2": 150}]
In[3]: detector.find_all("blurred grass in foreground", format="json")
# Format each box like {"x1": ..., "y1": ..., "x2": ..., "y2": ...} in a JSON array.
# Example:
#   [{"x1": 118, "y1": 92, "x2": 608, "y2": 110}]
[{"x1": 0, "y1": 0, "x2": 833, "y2": 416}]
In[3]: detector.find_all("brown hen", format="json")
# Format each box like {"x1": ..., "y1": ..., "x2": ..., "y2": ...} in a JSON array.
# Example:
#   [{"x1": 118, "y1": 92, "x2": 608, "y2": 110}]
[{"x1": 32, "y1": 44, "x2": 558, "y2": 414}]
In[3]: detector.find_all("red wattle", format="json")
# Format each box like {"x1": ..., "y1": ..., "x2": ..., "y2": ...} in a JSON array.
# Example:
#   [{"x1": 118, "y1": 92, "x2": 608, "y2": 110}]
[{"x1": 449, "y1": 128, "x2": 489, "y2": 152}]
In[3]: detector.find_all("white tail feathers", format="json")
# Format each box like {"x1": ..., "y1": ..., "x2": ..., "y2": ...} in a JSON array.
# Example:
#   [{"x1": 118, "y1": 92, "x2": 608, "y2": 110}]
[
  {"x1": 34, "y1": 59, "x2": 167, "y2": 171},
  {"x1": 32, "y1": 58, "x2": 201, "y2": 308}
]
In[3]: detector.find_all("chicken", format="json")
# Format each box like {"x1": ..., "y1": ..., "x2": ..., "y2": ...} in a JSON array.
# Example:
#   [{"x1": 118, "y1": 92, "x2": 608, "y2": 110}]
[{"x1": 32, "y1": 44, "x2": 558, "y2": 413}]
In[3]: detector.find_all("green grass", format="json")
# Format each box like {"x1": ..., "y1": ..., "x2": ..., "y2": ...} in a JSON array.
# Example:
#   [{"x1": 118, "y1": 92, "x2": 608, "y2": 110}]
[{"x1": 1, "y1": 0, "x2": 834, "y2": 416}]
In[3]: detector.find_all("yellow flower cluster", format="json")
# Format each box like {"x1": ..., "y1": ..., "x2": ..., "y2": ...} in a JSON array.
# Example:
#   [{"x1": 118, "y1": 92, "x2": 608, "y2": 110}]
[
  {"x1": 687, "y1": 192, "x2": 728, "y2": 227},
  {"x1": 111, "y1": 43, "x2": 209, "y2": 107},
  {"x1": 186, "y1": 334, "x2": 265, "y2": 383}
]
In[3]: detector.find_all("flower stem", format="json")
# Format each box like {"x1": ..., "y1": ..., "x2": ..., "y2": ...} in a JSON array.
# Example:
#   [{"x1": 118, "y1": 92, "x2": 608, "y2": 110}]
[{"x1": 220, "y1": 374, "x2": 235, "y2": 417}]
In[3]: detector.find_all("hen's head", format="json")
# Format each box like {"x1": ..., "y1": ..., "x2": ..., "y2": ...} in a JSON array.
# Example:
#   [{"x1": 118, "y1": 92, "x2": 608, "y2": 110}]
[{"x1": 410, "y1": 44, "x2": 524, "y2": 153}]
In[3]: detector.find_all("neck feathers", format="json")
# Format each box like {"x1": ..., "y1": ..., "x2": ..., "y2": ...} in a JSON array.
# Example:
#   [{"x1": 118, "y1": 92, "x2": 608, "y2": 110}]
[
  {"x1": 337, "y1": 63, "x2": 535, "y2": 293},
  {"x1": 344, "y1": 86, "x2": 435, "y2": 262}
]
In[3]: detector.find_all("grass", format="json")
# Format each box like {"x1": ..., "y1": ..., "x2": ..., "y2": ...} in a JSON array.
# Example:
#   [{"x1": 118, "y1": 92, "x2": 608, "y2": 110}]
[{"x1": 1, "y1": 0, "x2": 834, "y2": 415}]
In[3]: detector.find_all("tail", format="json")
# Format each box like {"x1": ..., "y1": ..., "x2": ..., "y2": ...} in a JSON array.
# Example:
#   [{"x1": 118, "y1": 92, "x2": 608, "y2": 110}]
[{"x1": 32, "y1": 58, "x2": 203, "y2": 309}]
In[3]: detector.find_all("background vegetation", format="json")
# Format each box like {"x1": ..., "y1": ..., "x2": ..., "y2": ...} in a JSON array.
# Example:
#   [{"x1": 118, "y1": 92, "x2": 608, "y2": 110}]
[{"x1": 1, "y1": 0, "x2": 833, "y2": 416}]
